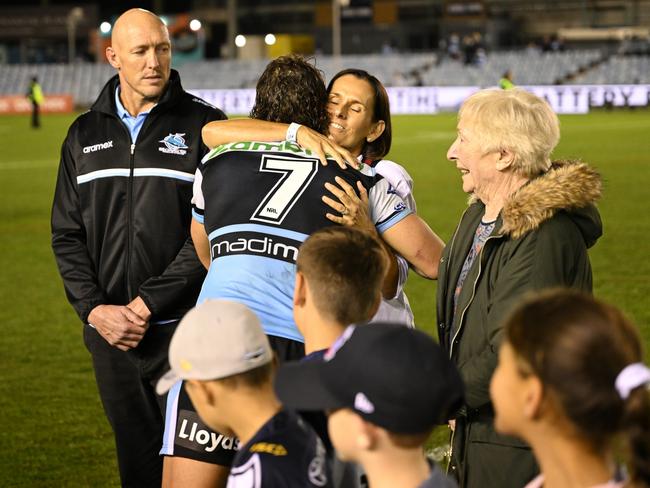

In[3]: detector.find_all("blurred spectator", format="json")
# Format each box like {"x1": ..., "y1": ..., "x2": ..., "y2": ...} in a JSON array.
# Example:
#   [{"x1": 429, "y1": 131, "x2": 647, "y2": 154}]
[
  {"x1": 463, "y1": 35, "x2": 476, "y2": 64},
  {"x1": 26, "y1": 76, "x2": 43, "y2": 128},
  {"x1": 475, "y1": 47, "x2": 487, "y2": 67},
  {"x1": 525, "y1": 41, "x2": 541, "y2": 56},
  {"x1": 448, "y1": 32, "x2": 462, "y2": 60},
  {"x1": 381, "y1": 39, "x2": 397, "y2": 55},
  {"x1": 392, "y1": 70, "x2": 407, "y2": 86},
  {"x1": 550, "y1": 35, "x2": 564, "y2": 51},
  {"x1": 499, "y1": 70, "x2": 515, "y2": 90}
]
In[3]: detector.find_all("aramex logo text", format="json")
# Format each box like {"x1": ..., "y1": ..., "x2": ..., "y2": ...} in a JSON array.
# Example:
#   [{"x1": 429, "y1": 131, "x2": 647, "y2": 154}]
[{"x1": 83, "y1": 140, "x2": 113, "y2": 154}]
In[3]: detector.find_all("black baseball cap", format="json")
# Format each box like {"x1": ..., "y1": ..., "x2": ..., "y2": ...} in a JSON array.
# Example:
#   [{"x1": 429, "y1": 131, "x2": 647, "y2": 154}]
[{"x1": 274, "y1": 322, "x2": 464, "y2": 434}]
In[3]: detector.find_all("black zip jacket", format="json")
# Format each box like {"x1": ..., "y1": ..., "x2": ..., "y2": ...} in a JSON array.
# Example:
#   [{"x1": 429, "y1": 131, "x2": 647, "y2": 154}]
[{"x1": 51, "y1": 70, "x2": 226, "y2": 324}]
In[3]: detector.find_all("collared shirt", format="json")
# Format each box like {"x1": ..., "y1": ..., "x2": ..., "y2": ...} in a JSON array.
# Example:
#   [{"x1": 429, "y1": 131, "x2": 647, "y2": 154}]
[{"x1": 114, "y1": 87, "x2": 154, "y2": 143}]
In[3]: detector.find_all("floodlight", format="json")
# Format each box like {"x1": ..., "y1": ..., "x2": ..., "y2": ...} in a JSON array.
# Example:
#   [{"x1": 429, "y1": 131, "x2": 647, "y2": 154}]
[
  {"x1": 235, "y1": 35, "x2": 246, "y2": 47},
  {"x1": 189, "y1": 19, "x2": 202, "y2": 32},
  {"x1": 100, "y1": 22, "x2": 112, "y2": 34},
  {"x1": 265, "y1": 34, "x2": 276, "y2": 46}
]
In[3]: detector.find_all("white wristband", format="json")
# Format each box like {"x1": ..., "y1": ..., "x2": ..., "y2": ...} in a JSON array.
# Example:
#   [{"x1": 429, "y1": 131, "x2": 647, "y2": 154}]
[{"x1": 286, "y1": 123, "x2": 302, "y2": 143}]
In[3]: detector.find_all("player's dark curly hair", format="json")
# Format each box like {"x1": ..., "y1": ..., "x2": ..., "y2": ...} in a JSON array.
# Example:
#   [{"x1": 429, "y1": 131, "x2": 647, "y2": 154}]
[{"x1": 250, "y1": 55, "x2": 329, "y2": 135}]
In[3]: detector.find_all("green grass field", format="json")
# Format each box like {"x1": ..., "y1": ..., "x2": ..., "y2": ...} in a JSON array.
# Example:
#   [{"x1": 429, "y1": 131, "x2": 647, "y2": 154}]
[{"x1": 0, "y1": 110, "x2": 648, "y2": 486}]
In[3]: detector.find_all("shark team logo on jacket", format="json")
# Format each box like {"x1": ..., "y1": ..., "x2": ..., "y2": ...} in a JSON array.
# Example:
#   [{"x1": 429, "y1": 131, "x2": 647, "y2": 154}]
[{"x1": 159, "y1": 133, "x2": 189, "y2": 155}]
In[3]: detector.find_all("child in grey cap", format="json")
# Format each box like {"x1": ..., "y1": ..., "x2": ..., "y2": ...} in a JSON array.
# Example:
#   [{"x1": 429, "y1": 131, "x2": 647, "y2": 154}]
[{"x1": 157, "y1": 299, "x2": 332, "y2": 487}]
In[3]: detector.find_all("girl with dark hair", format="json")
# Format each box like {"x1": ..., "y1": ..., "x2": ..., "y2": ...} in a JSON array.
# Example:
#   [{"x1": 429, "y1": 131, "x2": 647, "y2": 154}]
[
  {"x1": 490, "y1": 289, "x2": 650, "y2": 488},
  {"x1": 202, "y1": 66, "x2": 443, "y2": 327}
]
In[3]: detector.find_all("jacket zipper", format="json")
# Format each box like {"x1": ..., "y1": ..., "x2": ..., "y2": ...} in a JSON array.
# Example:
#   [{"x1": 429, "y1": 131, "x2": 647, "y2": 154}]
[
  {"x1": 448, "y1": 233, "x2": 499, "y2": 360},
  {"x1": 126, "y1": 142, "x2": 135, "y2": 298},
  {"x1": 440, "y1": 207, "x2": 468, "y2": 350}
]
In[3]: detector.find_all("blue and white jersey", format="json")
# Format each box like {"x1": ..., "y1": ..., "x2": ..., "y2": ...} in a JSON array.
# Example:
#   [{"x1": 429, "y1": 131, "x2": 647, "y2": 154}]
[
  {"x1": 364, "y1": 156, "x2": 418, "y2": 327},
  {"x1": 192, "y1": 141, "x2": 411, "y2": 342}
]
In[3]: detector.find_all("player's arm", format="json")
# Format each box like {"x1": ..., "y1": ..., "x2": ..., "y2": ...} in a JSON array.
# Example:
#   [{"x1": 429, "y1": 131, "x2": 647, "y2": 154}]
[
  {"x1": 191, "y1": 218, "x2": 211, "y2": 269},
  {"x1": 201, "y1": 118, "x2": 355, "y2": 169}
]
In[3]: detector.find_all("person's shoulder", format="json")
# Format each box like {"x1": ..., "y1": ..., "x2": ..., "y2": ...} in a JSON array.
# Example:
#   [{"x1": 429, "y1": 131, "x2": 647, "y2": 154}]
[
  {"x1": 178, "y1": 91, "x2": 227, "y2": 119},
  {"x1": 64, "y1": 109, "x2": 103, "y2": 139},
  {"x1": 374, "y1": 158, "x2": 412, "y2": 180},
  {"x1": 373, "y1": 158, "x2": 416, "y2": 204},
  {"x1": 247, "y1": 410, "x2": 324, "y2": 460}
]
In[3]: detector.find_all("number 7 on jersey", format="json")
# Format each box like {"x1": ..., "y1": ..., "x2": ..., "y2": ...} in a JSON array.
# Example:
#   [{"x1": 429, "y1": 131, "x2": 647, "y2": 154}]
[{"x1": 251, "y1": 155, "x2": 319, "y2": 225}]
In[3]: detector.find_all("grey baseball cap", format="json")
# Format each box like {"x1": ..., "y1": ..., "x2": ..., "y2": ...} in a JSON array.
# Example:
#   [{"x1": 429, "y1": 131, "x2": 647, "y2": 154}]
[{"x1": 156, "y1": 299, "x2": 273, "y2": 395}]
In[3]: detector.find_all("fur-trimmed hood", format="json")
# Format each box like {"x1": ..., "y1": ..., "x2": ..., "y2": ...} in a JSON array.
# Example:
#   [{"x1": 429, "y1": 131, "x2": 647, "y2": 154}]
[{"x1": 496, "y1": 159, "x2": 602, "y2": 243}]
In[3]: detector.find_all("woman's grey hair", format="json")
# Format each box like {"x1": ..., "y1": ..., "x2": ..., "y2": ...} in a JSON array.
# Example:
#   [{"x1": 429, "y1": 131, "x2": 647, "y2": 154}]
[{"x1": 459, "y1": 89, "x2": 560, "y2": 177}]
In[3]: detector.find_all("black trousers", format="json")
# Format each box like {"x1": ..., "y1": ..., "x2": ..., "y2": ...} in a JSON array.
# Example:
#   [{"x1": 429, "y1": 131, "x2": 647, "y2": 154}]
[
  {"x1": 31, "y1": 102, "x2": 40, "y2": 128},
  {"x1": 83, "y1": 322, "x2": 177, "y2": 488}
]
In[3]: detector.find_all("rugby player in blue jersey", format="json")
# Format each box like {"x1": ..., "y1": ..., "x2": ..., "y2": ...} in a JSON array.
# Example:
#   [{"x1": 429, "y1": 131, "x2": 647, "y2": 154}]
[
  {"x1": 202, "y1": 68, "x2": 444, "y2": 326},
  {"x1": 162, "y1": 54, "x2": 438, "y2": 486}
]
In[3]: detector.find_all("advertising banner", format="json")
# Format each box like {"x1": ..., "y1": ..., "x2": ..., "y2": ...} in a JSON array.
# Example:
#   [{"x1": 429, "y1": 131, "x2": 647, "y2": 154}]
[
  {"x1": 0, "y1": 94, "x2": 74, "y2": 114},
  {"x1": 190, "y1": 84, "x2": 650, "y2": 116}
]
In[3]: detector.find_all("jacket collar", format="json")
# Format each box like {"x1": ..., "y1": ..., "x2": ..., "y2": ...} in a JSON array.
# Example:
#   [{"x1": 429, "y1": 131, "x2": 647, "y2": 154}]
[
  {"x1": 468, "y1": 159, "x2": 602, "y2": 240},
  {"x1": 91, "y1": 69, "x2": 184, "y2": 116}
]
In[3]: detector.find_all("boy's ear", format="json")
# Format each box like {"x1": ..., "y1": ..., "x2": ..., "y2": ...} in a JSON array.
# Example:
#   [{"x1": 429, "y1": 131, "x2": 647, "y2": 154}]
[
  {"x1": 356, "y1": 417, "x2": 378, "y2": 451},
  {"x1": 187, "y1": 379, "x2": 217, "y2": 407},
  {"x1": 366, "y1": 292, "x2": 381, "y2": 322},
  {"x1": 293, "y1": 271, "x2": 307, "y2": 308}
]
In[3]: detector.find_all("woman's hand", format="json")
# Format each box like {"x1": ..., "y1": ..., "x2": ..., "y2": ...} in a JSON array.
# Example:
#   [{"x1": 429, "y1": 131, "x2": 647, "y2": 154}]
[
  {"x1": 297, "y1": 126, "x2": 360, "y2": 170},
  {"x1": 323, "y1": 177, "x2": 375, "y2": 233},
  {"x1": 323, "y1": 177, "x2": 401, "y2": 299}
]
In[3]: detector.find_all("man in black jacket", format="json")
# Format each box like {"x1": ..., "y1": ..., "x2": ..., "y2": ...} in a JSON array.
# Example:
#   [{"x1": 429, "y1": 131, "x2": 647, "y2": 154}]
[{"x1": 51, "y1": 8, "x2": 226, "y2": 487}]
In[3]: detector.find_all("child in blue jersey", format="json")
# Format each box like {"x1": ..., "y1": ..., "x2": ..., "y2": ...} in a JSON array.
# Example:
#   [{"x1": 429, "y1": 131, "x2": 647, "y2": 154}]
[
  {"x1": 275, "y1": 323, "x2": 464, "y2": 488},
  {"x1": 157, "y1": 299, "x2": 331, "y2": 488}
]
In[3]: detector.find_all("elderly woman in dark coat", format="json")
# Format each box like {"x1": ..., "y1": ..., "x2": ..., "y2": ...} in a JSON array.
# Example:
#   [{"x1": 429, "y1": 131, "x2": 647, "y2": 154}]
[{"x1": 438, "y1": 88, "x2": 603, "y2": 488}]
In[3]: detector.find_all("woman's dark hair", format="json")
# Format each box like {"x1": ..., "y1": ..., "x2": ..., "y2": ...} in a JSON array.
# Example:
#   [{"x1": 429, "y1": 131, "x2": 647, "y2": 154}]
[
  {"x1": 505, "y1": 289, "x2": 650, "y2": 487},
  {"x1": 251, "y1": 55, "x2": 329, "y2": 135},
  {"x1": 326, "y1": 69, "x2": 392, "y2": 160}
]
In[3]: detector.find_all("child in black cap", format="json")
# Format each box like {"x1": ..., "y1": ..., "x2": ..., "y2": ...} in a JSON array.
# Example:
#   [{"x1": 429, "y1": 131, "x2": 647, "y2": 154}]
[
  {"x1": 293, "y1": 225, "x2": 388, "y2": 487},
  {"x1": 275, "y1": 322, "x2": 464, "y2": 488}
]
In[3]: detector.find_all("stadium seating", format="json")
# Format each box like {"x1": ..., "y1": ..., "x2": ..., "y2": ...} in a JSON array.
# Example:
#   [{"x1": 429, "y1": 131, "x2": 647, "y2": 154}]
[
  {"x1": 0, "y1": 50, "x2": 647, "y2": 106},
  {"x1": 567, "y1": 54, "x2": 650, "y2": 84}
]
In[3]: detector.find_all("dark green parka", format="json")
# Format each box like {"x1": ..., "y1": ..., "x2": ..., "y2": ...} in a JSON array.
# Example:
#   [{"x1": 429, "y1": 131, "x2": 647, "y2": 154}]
[{"x1": 437, "y1": 160, "x2": 603, "y2": 488}]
